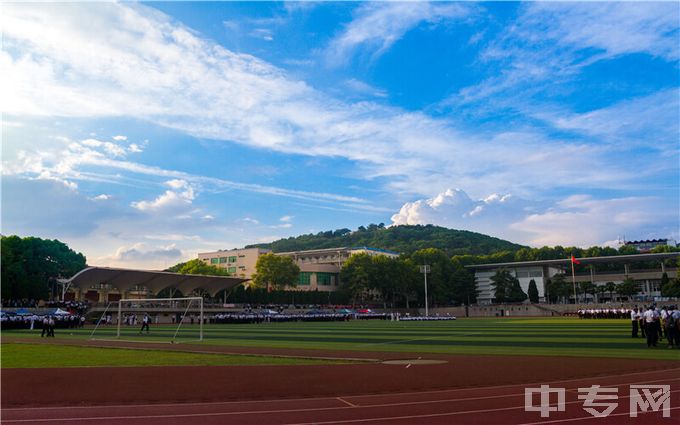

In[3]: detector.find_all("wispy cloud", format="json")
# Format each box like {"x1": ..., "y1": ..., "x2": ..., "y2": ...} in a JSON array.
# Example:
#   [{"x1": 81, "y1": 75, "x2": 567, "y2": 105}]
[
  {"x1": 450, "y1": 2, "x2": 679, "y2": 107},
  {"x1": 324, "y1": 2, "x2": 470, "y2": 67},
  {"x1": 3, "y1": 136, "x2": 372, "y2": 209}
]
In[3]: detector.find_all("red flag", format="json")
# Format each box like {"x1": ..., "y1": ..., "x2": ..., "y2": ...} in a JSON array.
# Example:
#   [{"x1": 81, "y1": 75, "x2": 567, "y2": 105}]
[{"x1": 571, "y1": 255, "x2": 581, "y2": 265}]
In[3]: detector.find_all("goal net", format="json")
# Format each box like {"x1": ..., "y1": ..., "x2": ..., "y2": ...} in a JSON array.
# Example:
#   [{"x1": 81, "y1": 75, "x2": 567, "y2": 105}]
[{"x1": 89, "y1": 297, "x2": 204, "y2": 343}]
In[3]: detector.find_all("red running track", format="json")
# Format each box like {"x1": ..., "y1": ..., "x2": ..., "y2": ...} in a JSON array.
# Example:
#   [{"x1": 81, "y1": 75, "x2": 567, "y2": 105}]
[{"x1": 3, "y1": 367, "x2": 678, "y2": 425}]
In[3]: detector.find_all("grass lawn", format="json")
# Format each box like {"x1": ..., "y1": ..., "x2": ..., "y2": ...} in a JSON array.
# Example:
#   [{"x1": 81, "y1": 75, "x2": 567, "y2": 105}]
[
  {"x1": 0, "y1": 343, "x2": 344, "y2": 368},
  {"x1": 3, "y1": 317, "x2": 679, "y2": 361}
]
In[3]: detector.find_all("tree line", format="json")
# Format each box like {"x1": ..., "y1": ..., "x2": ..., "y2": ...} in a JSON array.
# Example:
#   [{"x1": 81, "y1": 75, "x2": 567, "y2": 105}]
[
  {"x1": 246, "y1": 224, "x2": 524, "y2": 256},
  {"x1": 1, "y1": 235, "x2": 87, "y2": 301}
]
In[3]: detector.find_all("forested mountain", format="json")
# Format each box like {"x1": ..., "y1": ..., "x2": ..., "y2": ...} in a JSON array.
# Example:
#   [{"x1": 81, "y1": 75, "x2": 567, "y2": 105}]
[{"x1": 246, "y1": 224, "x2": 525, "y2": 256}]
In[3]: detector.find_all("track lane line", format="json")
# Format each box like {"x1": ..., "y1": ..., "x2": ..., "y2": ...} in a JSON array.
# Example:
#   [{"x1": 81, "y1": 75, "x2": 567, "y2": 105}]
[
  {"x1": 3, "y1": 381, "x2": 677, "y2": 423},
  {"x1": 5, "y1": 365, "x2": 678, "y2": 413}
]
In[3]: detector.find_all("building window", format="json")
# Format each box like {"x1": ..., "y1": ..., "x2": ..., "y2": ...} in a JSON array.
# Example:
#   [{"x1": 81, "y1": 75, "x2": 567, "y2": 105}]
[
  {"x1": 227, "y1": 267, "x2": 237, "y2": 274},
  {"x1": 210, "y1": 258, "x2": 219, "y2": 265},
  {"x1": 516, "y1": 271, "x2": 529, "y2": 278},
  {"x1": 228, "y1": 256, "x2": 237, "y2": 263},
  {"x1": 219, "y1": 257, "x2": 228, "y2": 263},
  {"x1": 317, "y1": 272, "x2": 333, "y2": 285},
  {"x1": 529, "y1": 271, "x2": 543, "y2": 278},
  {"x1": 298, "y1": 272, "x2": 311, "y2": 285}
]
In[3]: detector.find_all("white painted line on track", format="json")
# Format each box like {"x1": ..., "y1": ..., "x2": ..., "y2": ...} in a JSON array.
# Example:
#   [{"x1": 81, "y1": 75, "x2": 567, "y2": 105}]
[
  {"x1": 336, "y1": 397, "x2": 358, "y2": 408},
  {"x1": 3, "y1": 384, "x2": 678, "y2": 423},
  {"x1": 4, "y1": 367, "x2": 678, "y2": 413},
  {"x1": 516, "y1": 406, "x2": 680, "y2": 425}
]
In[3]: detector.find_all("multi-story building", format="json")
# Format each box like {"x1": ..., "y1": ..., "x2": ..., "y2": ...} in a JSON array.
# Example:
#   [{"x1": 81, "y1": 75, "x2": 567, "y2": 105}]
[
  {"x1": 198, "y1": 246, "x2": 400, "y2": 292},
  {"x1": 197, "y1": 248, "x2": 270, "y2": 279},
  {"x1": 624, "y1": 239, "x2": 677, "y2": 253},
  {"x1": 468, "y1": 252, "x2": 679, "y2": 304}
]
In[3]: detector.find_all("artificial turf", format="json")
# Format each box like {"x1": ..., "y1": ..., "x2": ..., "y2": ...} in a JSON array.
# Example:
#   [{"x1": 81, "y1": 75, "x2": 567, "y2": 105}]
[
  {"x1": 0, "y1": 343, "x2": 343, "y2": 368},
  {"x1": 3, "y1": 317, "x2": 679, "y2": 361}
]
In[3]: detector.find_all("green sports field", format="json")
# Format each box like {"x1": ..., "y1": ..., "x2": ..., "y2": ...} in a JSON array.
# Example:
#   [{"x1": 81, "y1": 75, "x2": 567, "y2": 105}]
[
  {"x1": 0, "y1": 344, "x2": 342, "y2": 368},
  {"x1": 3, "y1": 317, "x2": 679, "y2": 363}
]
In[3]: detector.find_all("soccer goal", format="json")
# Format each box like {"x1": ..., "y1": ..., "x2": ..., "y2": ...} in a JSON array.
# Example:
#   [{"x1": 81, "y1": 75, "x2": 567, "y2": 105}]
[{"x1": 90, "y1": 297, "x2": 204, "y2": 343}]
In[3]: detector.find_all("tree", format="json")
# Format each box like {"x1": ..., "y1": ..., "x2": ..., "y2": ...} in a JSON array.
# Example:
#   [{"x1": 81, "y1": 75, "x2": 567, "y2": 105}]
[
  {"x1": 617, "y1": 277, "x2": 638, "y2": 300},
  {"x1": 507, "y1": 279, "x2": 528, "y2": 303},
  {"x1": 1, "y1": 235, "x2": 87, "y2": 300},
  {"x1": 410, "y1": 248, "x2": 456, "y2": 306},
  {"x1": 450, "y1": 264, "x2": 478, "y2": 305},
  {"x1": 490, "y1": 269, "x2": 514, "y2": 303},
  {"x1": 579, "y1": 282, "x2": 596, "y2": 302},
  {"x1": 605, "y1": 281, "x2": 617, "y2": 301},
  {"x1": 252, "y1": 253, "x2": 300, "y2": 292},
  {"x1": 527, "y1": 279, "x2": 539, "y2": 303},
  {"x1": 661, "y1": 275, "x2": 680, "y2": 298},
  {"x1": 546, "y1": 274, "x2": 570, "y2": 304},
  {"x1": 340, "y1": 253, "x2": 374, "y2": 304},
  {"x1": 167, "y1": 259, "x2": 231, "y2": 276}
]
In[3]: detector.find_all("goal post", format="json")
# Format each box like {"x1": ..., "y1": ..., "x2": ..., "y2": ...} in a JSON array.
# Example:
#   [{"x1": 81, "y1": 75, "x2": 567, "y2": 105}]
[{"x1": 90, "y1": 297, "x2": 204, "y2": 343}]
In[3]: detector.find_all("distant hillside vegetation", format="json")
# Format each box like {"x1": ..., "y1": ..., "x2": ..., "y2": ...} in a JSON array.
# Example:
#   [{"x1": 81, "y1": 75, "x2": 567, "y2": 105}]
[{"x1": 245, "y1": 224, "x2": 525, "y2": 256}]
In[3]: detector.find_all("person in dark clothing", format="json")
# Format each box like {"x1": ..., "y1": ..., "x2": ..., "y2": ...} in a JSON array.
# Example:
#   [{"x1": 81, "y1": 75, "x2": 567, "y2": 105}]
[
  {"x1": 139, "y1": 314, "x2": 150, "y2": 334},
  {"x1": 40, "y1": 316, "x2": 49, "y2": 337},
  {"x1": 47, "y1": 316, "x2": 55, "y2": 337},
  {"x1": 631, "y1": 308, "x2": 639, "y2": 338}
]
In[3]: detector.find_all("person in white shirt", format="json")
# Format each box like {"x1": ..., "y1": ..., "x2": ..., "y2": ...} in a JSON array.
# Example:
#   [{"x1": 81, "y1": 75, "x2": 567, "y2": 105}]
[
  {"x1": 630, "y1": 308, "x2": 639, "y2": 338},
  {"x1": 643, "y1": 306, "x2": 659, "y2": 348}
]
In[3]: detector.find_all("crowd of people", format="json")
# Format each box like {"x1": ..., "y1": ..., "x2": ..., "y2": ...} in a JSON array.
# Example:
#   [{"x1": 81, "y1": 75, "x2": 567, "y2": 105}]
[
  {"x1": 43, "y1": 300, "x2": 90, "y2": 315},
  {"x1": 208, "y1": 311, "x2": 390, "y2": 324},
  {"x1": 1, "y1": 298, "x2": 39, "y2": 308},
  {"x1": 0, "y1": 313, "x2": 85, "y2": 331},
  {"x1": 576, "y1": 308, "x2": 631, "y2": 319},
  {"x1": 630, "y1": 305, "x2": 680, "y2": 348}
]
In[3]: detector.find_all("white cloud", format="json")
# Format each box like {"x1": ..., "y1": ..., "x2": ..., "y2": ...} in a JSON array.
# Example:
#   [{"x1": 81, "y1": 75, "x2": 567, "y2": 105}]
[
  {"x1": 112, "y1": 135, "x2": 127, "y2": 141},
  {"x1": 342, "y1": 79, "x2": 388, "y2": 98},
  {"x1": 143, "y1": 233, "x2": 201, "y2": 242},
  {"x1": 270, "y1": 223, "x2": 293, "y2": 229},
  {"x1": 391, "y1": 188, "x2": 528, "y2": 240},
  {"x1": 90, "y1": 194, "x2": 111, "y2": 201},
  {"x1": 325, "y1": 2, "x2": 470, "y2": 67},
  {"x1": 392, "y1": 189, "x2": 678, "y2": 248},
  {"x1": 131, "y1": 179, "x2": 195, "y2": 212},
  {"x1": 98, "y1": 243, "x2": 183, "y2": 264},
  {"x1": 2, "y1": 2, "x2": 676, "y2": 220},
  {"x1": 511, "y1": 195, "x2": 678, "y2": 247},
  {"x1": 524, "y1": 2, "x2": 679, "y2": 62},
  {"x1": 279, "y1": 215, "x2": 293, "y2": 222},
  {"x1": 241, "y1": 217, "x2": 260, "y2": 225},
  {"x1": 454, "y1": 2, "x2": 679, "y2": 106},
  {"x1": 535, "y1": 89, "x2": 679, "y2": 151}
]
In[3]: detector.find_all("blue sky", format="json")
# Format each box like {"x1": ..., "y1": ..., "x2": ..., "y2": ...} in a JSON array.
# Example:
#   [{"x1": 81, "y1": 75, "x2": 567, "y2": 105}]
[{"x1": 2, "y1": 1, "x2": 678, "y2": 269}]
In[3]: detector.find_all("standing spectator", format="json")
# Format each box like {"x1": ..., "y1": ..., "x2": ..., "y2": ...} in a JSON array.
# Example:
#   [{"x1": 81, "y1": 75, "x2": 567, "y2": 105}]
[
  {"x1": 630, "y1": 308, "x2": 638, "y2": 338},
  {"x1": 139, "y1": 314, "x2": 150, "y2": 334},
  {"x1": 47, "y1": 316, "x2": 55, "y2": 337},
  {"x1": 41, "y1": 316, "x2": 49, "y2": 337},
  {"x1": 643, "y1": 306, "x2": 659, "y2": 348}
]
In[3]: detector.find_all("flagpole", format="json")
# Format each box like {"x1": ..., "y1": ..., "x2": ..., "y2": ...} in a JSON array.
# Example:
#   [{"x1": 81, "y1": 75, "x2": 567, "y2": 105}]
[{"x1": 571, "y1": 258, "x2": 577, "y2": 304}]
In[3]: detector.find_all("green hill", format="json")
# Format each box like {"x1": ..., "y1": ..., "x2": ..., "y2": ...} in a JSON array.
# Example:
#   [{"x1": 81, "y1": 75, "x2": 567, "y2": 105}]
[{"x1": 245, "y1": 224, "x2": 525, "y2": 256}]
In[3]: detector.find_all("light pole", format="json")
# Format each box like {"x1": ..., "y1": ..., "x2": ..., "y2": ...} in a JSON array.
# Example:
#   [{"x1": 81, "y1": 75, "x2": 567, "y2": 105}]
[{"x1": 420, "y1": 265, "x2": 430, "y2": 317}]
